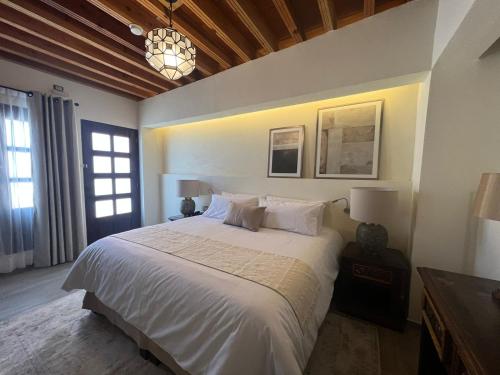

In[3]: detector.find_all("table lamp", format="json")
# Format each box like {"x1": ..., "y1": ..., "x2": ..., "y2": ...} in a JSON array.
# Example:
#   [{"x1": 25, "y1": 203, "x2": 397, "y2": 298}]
[
  {"x1": 350, "y1": 187, "x2": 398, "y2": 255},
  {"x1": 473, "y1": 173, "x2": 500, "y2": 300},
  {"x1": 176, "y1": 180, "x2": 200, "y2": 217}
]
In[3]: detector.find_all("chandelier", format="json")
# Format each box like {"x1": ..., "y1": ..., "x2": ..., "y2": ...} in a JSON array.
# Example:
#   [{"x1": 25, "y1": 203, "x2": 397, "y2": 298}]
[{"x1": 145, "y1": 0, "x2": 196, "y2": 80}]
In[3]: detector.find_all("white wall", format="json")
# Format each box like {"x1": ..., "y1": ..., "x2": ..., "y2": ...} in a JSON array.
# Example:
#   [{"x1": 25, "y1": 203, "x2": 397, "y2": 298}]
[
  {"x1": 410, "y1": 0, "x2": 500, "y2": 320},
  {"x1": 0, "y1": 57, "x2": 139, "y2": 129},
  {"x1": 139, "y1": 128, "x2": 164, "y2": 226},
  {"x1": 432, "y1": 0, "x2": 475, "y2": 65},
  {"x1": 161, "y1": 84, "x2": 422, "y2": 251},
  {"x1": 139, "y1": 0, "x2": 436, "y2": 127}
]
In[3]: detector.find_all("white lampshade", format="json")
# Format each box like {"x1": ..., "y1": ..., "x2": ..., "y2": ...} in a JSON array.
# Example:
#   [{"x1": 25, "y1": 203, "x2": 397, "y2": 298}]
[
  {"x1": 350, "y1": 187, "x2": 398, "y2": 224},
  {"x1": 176, "y1": 180, "x2": 199, "y2": 198},
  {"x1": 473, "y1": 173, "x2": 500, "y2": 221}
]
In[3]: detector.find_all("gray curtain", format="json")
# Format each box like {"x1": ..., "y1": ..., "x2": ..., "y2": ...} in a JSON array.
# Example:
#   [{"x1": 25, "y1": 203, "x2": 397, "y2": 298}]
[
  {"x1": 0, "y1": 88, "x2": 34, "y2": 273},
  {"x1": 30, "y1": 93, "x2": 85, "y2": 267}
]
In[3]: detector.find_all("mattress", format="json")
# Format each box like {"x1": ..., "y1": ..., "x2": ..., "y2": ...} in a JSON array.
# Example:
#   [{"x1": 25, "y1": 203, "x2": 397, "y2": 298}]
[{"x1": 63, "y1": 216, "x2": 343, "y2": 375}]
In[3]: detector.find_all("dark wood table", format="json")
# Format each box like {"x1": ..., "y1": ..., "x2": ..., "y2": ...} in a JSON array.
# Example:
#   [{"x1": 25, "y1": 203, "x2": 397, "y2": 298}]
[{"x1": 418, "y1": 267, "x2": 500, "y2": 375}]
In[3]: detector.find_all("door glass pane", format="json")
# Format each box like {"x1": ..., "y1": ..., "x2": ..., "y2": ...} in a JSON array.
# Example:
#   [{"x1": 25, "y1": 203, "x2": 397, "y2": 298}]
[
  {"x1": 10, "y1": 182, "x2": 33, "y2": 209},
  {"x1": 113, "y1": 136, "x2": 130, "y2": 153},
  {"x1": 116, "y1": 198, "x2": 132, "y2": 214},
  {"x1": 114, "y1": 157, "x2": 130, "y2": 173},
  {"x1": 115, "y1": 178, "x2": 131, "y2": 194},
  {"x1": 93, "y1": 156, "x2": 111, "y2": 173},
  {"x1": 92, "y1": 132, "x2": 111, "y2": 151},
  {"x1": 95, "y1": 200, "x2": 114, "y2": 218},
  {"x1": 8, "y1": 151, "x2": 31, "y2": 178},
  {"x1": 94, "y1": 178, "x2": 112, "y2": 196}
]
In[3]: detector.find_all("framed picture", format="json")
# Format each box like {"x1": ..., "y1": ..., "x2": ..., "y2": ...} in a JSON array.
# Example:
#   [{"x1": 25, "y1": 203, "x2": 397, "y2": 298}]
[
  {"x1": 315, "y1": 100, "x2": 383, "y2": 179},
  {"x1": 267, "y1": 126, "x2": 305, "y2": 178}
]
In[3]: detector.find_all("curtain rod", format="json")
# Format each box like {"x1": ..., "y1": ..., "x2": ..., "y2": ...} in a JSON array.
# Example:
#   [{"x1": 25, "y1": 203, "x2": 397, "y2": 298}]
[
  {"x1": 0, "y1": 84, "x2": 79, "y2": 106},
  {"x1": 0, "y1": 84, "x2": 33, "y2": 97}
]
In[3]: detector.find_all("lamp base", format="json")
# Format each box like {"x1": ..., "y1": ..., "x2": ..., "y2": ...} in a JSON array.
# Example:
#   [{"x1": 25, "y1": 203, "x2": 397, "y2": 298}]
[
  {"x1": 356, "y1": 223, "x2": 388, "y2": 255},
  {"x1": 180, "y1": 197, "x2": 195, "y2": 217}
]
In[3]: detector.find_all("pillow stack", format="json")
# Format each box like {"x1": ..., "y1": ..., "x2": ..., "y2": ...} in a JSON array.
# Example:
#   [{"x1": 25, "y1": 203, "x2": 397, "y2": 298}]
[{"x1": 203, "y1": 191, "x2": 326, "y2": 236}]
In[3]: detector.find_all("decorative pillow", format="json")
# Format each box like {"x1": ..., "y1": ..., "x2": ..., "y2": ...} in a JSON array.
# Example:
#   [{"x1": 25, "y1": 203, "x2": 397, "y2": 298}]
[
  {"x1": 223, "y1": 202, "x2": 266, "y2": 232},
  {"x1": 203, "y1": 194, "x2": 258, "y2": 220},
  {"x1": 261, "y1": 200, "x2": 325, "y2": 236}
]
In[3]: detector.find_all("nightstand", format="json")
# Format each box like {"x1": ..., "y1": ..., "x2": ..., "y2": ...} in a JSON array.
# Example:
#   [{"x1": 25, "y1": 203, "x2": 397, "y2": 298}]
[{"x1": 332, "y1": 241, "x2": 410, "y2": 331}]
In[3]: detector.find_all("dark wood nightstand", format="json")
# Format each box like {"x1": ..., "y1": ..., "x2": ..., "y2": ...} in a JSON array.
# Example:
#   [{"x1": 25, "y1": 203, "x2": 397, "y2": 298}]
[{"x1": 332, "y1": 241, "x2": 410, "y2": 331}]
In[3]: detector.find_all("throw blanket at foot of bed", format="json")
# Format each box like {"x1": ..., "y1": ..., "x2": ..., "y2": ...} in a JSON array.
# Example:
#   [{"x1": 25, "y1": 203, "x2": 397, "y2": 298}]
[{"x1": 112, "y1": 225, "x2": 320, "y2": 332}]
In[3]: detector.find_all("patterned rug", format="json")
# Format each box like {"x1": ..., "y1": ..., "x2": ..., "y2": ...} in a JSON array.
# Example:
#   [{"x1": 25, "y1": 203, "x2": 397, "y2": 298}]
[{"x1": 0, "y1": 291, "x2": 380, "y2": 375}]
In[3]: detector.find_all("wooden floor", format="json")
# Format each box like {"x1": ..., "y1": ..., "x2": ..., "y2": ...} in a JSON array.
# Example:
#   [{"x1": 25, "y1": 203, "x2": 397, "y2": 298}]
[{"x1": 0, "y1": 265, "x2": 420, "y2": 375}]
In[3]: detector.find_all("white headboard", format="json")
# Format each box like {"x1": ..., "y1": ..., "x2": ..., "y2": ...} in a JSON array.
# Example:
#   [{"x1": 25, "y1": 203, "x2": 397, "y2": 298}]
[{"x1": 162, "y1": 173, "x2": 413, "y2": 252}]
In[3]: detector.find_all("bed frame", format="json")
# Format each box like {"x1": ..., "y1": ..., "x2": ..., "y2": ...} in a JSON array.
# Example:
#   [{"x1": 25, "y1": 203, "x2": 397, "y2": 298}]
[{"x1": 82, "y1": 292, "x2": 190, "y2": 375}]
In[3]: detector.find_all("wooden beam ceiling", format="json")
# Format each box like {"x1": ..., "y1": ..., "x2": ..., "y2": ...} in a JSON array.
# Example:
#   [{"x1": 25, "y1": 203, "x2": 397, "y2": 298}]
[
  {"x1": 317, "y1": 0, "x2": 337, "y2": 31},
  {"x1": 226, "y1": 0, "x2": 278, "y2": 53},
  {"x1": 182, "y1": 0, "x2": 254, "y2": 63},
  {"x1": 0, "y1": 0, "x2": 178, "y2": 90},
  {"x1": 0, "y1": 0, "x2": 413, "y2": 100},
  {"x1": 364, "y1": 0, "x2": 376, "y2": 17},
  {"x1": 272, "y1": 0, "x2": 304, "y2": 43}
]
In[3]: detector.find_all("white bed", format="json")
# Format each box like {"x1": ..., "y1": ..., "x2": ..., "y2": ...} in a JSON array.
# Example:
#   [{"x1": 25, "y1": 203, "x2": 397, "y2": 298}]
[{"x1": 63, "y1": 216, "x2": 343, "y2": 375}]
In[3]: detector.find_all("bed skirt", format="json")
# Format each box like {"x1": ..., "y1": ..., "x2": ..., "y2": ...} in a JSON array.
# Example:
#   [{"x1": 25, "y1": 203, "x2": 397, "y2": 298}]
[{"x1": 82, "y1": 292, "x2": 190, "y2": 375}]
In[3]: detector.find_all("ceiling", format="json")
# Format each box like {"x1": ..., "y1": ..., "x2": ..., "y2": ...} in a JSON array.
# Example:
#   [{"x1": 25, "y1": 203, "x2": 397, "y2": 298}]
[{"x1": 0, "y1": 0, "x2": 413, "y2": 101}]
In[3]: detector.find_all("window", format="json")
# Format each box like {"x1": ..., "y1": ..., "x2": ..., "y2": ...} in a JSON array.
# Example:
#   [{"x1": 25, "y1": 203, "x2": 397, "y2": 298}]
[{"x1": 4, "y1": 107, "x2": 33, "y2": 209}]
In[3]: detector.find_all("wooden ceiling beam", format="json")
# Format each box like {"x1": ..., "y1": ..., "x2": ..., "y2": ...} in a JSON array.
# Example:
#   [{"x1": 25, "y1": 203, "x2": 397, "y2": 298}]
[
  {"x1": 89, "y1": 0, "x2": 230, "y2": 73},
  {"x1": 40, "y1": 0, "x2": 145, "y2": 56},
  {"x1": 0, "y1": 0, "x2": 178, "y2": 91},
  {"x1": 226, "y1": 0, "x2": 278, "y2": 53},
  {"x1": 0, "y1": 21, "x2": 160, "y2": 96},
  {"x1": 272, "y1": 0, "x2": 304, "y2": 43},
  {"x1": 364, "y1": 0, "x2": 376, "y2": 17},
  {"x1": 182, "y1": 0, "x2": 254, "y2": 62},
  {"x1": 0, "y1": 37, "x2": 151, "y2": 99},
  {"x1": 0, "y1": 50, "x2": 143, "y2": 100},
  {"x1": 317, "y1": 0, "x2": 337, "y2": 31}
]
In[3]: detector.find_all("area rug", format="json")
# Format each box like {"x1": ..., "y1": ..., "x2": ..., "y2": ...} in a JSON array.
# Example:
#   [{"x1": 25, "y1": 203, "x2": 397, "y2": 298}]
[{"x1": 0, "y1": 291, "x2": 380, "y2": 375}]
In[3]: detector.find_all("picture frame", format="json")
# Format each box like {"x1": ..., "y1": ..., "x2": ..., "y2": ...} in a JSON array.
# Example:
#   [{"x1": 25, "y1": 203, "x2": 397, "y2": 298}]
[
  {"x1": 314, "y1": 100, "x2": 383, "y2": 179},
  {"x1": 267, "y1": 125, "x2": 305, "y2": 178}
]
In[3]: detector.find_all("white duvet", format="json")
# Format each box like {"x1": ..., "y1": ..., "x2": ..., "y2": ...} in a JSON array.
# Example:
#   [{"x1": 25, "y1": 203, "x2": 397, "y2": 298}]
[{"x1": 63, "y1": 217, "x2": 343, "y2": 375}]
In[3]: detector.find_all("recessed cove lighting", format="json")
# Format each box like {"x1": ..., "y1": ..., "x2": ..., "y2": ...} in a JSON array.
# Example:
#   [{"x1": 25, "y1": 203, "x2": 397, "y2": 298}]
[{"x1": 129, "y1": 24, "x2": 143, "y2": 36}]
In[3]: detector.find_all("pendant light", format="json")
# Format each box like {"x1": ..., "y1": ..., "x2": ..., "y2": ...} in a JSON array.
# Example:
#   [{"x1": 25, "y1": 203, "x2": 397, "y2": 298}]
[{"x1": 145, "y1": 0, "x2": 196, "y2": 80}]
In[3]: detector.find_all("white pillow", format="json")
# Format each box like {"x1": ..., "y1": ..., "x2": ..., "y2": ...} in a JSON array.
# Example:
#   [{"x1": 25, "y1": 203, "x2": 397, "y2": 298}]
[
  {"x1": 222, "y1": 191, "x2": 260, "y2": 201},
  {"x1": 263, "y1": 195, "x2": 326, "y2": 230},
  {"x1": 266, "y1": 195, "x2": 326, "y2": 205},
  {"x1": 203, "y1": 194, "x2": 258, "y2": 219},
  {"x1": 261, "y1": 200, "x2": 325, "y2": 236}
]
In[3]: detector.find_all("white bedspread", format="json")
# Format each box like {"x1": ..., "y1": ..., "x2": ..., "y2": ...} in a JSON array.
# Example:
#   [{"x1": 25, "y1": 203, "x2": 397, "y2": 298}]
[{"x1": 63, "y1": 217, "x2": 343, "y2": 375}]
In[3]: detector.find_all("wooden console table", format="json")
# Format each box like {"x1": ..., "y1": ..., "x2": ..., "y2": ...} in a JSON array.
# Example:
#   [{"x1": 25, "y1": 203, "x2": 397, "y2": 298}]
[{"x1": 418, "y1": 267, "x2": 500, "y2": 375}]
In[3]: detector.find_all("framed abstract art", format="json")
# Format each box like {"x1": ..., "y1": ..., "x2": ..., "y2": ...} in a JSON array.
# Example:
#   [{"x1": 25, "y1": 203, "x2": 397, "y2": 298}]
[
  {"x1": 315, "y1": 101, "x2": 383, "y2": 179},
  {"x1": 267, "y1": 126, "x2": 305, "y2": 178}
]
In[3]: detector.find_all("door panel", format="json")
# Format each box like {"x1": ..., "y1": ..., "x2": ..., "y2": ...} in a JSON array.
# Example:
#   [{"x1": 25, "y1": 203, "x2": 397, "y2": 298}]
[{"x1": 81, "y1": 120, "x2": 141, "y2": 244}]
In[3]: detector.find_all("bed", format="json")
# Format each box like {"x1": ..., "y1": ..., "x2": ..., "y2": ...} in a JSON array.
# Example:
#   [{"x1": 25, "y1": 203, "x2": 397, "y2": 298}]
[{"x1": 63, "y1": 216, "x2": 343, "y2": 375}]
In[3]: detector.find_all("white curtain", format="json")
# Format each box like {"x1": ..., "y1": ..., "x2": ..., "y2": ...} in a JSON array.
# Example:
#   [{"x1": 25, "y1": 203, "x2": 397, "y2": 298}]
[{"x1": 0, "y1": 88, "x2": 34, "y2": 272}]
